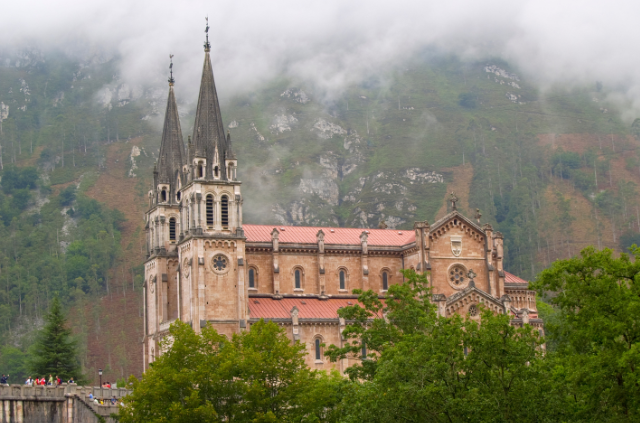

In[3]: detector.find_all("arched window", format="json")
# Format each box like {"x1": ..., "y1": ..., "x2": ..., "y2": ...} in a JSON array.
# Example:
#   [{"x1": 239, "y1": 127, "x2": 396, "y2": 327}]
[
  {"x1": 382, "y1": 271, "x2": 389, "y2": 290},
  {"x1": 206, "y1": 195, "x2": 214, "y2": 227},
  {"x1": 295, "y1": 269, "x2": 301, "y2": 289},
  {"x1": 176, "y1": 191, "x2": 181, "y2": 202},
  {"x1": 221, "y1": 195, "x2": 229, "y2": 228},
  {"x1": 361, "y1": 342, "x2": 367, "y2": 359},
  {"x1": 160, "y1": 189, "x2": 167, "y2": 202},
  {"x1": 198, "y1": 162, "x2": 204, "y2": 178},
  {"x1": 169, "y1": 218, "x2": 176, "y2": 241},
  {"x1": 315, "y1": 338, "x2": 322, "y2": 361},
  {"x1": 214, "y1": 166, "x2": 219, "y2": 178},
  {"x1": 248, "y1": 268, "x2": 256, "y2": 289},
  {"x1": 339, "y1": 270, "x2": 346, "y2": 290}
]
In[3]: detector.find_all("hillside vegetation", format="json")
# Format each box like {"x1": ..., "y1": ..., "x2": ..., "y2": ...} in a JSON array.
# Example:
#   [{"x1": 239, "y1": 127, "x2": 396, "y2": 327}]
[{"x1": 0, "y1": 47, "x2": 638, "y2": 381}]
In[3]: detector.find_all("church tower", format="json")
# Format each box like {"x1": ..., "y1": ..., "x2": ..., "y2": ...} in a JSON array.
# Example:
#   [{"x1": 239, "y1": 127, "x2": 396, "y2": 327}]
[
  {"x1": 144, "y1": 24, "x2": 247, "y2": 369},
  {"x1": 143, "y1": 58, "x2": 185, "y2": 365},
  {"x1": 175, "y1": 24, "x2": 246, "y2": 338}
]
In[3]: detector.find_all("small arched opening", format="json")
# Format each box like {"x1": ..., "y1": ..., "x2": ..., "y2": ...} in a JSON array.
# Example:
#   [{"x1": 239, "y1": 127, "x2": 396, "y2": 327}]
[
  {"x1": 382, "y1": 271, "x2": 389, "y2": 291},
  {"x1": 206, "y1": 195, "x2": 214, "y2": 227},
  {"x1": 160, "y1": 189, "x2": 167, "y2": 203},
  {"x1": 198, "y1": 162, "x2": 204, "y2": 178},
  {"x1": 295, "y1": 268, "x2": 302, "y2": 290},
  {"x1": 220, "y1": 195, "x2": 229, "y2": 228},
  {"x1": 339, "y1": 269, "x2": 346, "y2": 290},
  {"x1": 169, "y1": 217, "x2": 176, "y2": 241},
  {"x1": 248, "y1": 268, "x2": 256, "y2": 289},
  {"x1": 314, "y1": 337, "x2": 323, "y2": 361}
]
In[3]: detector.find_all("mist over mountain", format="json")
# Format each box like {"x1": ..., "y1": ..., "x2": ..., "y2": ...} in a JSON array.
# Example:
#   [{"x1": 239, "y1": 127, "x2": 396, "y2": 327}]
[{"x1": 1, "y1": 0, "x2": 640, "y2": 383}]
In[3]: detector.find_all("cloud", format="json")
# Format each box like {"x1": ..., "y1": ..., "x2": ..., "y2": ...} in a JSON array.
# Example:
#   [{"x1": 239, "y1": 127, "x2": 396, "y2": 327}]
[{"x1": 2, "y1": 0, "x2": 640, "y2": 115}]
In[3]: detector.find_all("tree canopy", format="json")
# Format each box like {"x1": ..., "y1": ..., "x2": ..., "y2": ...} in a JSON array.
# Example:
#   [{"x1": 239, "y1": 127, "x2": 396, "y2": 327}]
[
  {"x1": 119, "y1": 320, "x2": 346, "y2": 423},
  {"x1": 28, "y1": 297, "x2": 85, "y2": 383}
]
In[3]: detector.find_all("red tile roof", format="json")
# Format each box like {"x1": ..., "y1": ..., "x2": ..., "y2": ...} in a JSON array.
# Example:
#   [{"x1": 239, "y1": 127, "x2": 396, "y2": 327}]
[
  {"x1": 505, "y1": 271, "x2": 528, "y2": 284},
  {"x1": 243, "y1": 224, "x2": 415, "y2": 246},
  {"x1": 249, "y1": 297, "x2": 374, "y2": 320}
]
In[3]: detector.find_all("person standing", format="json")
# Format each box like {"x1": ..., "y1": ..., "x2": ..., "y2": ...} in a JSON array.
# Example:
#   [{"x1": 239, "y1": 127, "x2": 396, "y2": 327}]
[{"x1": 0, "y1": 374, "x2": 8, "y2": 384}]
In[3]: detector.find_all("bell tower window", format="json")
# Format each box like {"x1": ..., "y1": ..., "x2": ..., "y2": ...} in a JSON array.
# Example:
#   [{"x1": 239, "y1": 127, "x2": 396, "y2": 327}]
[
  {"x1": 206, "y1": 195, "x2": 214, "y2": 227},
  {"x1": 169, "y1": 218, "x2": 176, "y2": 241},
  {"x1": 198, "y1": 162, "x2": 204, "y2": 178},
  {"x1": 160, "y1": 189, "x2": 167, "y2": 203},
  {"x1": 214, "y1": 166, "x2": 219, "y2": 178},
  {"x1": 221, "y1": 195, "x2": 229, "y2": 228}
]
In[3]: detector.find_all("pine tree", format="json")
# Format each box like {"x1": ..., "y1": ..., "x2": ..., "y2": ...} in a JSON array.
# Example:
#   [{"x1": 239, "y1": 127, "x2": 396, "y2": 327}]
[{"x1": 29, "y1": 297, "x2": 84, "y2": 383}]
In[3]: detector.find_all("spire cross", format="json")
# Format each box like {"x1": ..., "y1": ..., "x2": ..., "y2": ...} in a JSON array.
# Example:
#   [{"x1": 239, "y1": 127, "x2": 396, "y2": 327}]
[
  {"x1": 204, "y1": 16, "x2": 211, "y2": 51},
  {"x1": 168, "y1": 54, "x2": 175, "y2": 85}
]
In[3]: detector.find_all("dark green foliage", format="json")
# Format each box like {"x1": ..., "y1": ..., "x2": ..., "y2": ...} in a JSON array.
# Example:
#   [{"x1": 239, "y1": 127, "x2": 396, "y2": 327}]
[
  {"x1": 458, "y1": 92, "x2": 477, "y2": 108},
  {"x1": 620, "y1": 231, "x2": 640, "y2": 252},
  {"x1": 120, "y1": 320, "x2": 345, "y2": 423},
  {"x1": 29, "y1": 297, "x2": 85, "y2": 383},
  {"x1": 59, "y1": 185, "x2": 76, "y2": 206},
  {"x1": 1, "y1": 166, "x2": 38, "y2": 194},
  {"x1": 532, "y1": 247, "x2": 640, "y2": 421},
  {"x1": 552, "y1": 150, "x2": 581, "y2": 179},
  {"x1": 0, "y1": 346, "x2": 30, "y2": 384}
]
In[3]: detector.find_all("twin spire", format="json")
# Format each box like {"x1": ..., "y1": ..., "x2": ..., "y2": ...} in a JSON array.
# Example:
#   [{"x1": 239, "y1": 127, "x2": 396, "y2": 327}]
[{"x1": 156, "y1": 18, "x2": 233, "y2": 193}]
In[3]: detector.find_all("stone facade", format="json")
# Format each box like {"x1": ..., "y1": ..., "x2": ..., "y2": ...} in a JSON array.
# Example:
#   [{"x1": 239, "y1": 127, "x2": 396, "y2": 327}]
[{"x1": 143, "y1": 40, "x2": 542, "y2": 373}]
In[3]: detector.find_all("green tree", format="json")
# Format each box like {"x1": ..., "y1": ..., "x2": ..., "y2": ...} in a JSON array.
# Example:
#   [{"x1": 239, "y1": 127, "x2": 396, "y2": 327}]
[
  {"x1": 119, "y1": 320, "x2": 345, "y2": 423},
  {"x1": 29, "y1": 297, "x2": 84, "y2": 383},
  {"x1": 532, "y1": 246, "x2": 640, "y2": 421},
  {"x1": 327, "y1": 270, "x2": 558, "y2": 422}
]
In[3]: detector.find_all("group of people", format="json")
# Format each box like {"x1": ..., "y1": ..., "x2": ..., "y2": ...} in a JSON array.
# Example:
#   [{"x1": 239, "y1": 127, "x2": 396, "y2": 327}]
[
  {"x1": 24, "y1": 375, "x2": 74, "y2": 386},
  {"x1": 88, "y1": 393, "x2": 120, "y2": 406}
]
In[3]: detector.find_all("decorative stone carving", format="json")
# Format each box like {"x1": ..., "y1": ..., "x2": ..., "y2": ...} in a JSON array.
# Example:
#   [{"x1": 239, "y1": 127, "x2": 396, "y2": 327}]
[{"x1": 450, "y1": 235, "x2": 462, "y2": 257}]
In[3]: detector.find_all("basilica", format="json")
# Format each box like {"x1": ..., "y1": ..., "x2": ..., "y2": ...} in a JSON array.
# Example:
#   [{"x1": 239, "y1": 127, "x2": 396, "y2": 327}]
[{"x1": 143, "y1": 35, "x2": 542, "y2": 372}]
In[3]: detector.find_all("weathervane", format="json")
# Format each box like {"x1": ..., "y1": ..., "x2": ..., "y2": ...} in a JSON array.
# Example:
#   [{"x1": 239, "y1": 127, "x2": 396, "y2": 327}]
[
  {"x1": 168, "y1": 54, "x2": 174, "y2": 84},
  {"x1": 204, "y1": 16, "x2": 211, "y2": 51}
]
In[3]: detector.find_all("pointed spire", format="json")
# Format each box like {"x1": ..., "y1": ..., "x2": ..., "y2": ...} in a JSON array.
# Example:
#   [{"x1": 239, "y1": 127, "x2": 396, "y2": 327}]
[
  {"x1": 204, "y1": 16, "x2": 211, "y2": 52},
  {"x1": 168, "y1": 54, "x2": 175, "y2": 85},
  {"x1": 157, "y1": 64, "x2": 185, "y2": 191},
  {"x1": 192, "y1": 26, "x2": 229, "y2": 180}
]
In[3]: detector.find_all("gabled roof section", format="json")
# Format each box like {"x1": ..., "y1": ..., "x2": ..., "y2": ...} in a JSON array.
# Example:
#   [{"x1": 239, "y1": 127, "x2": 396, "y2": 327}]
[
  {"x1": 244, "y1": 224, "x2": 416, "y2": 247},
  {"x1": 430, "y1": 210, "x2": 484, "y2": 235},
  {"x1": 505, "y1": 271, "x2": 529, "y2": 284},
  {"x1": 248, "y1": 297, "x2": 384, "y2": 320},
  {"x1": 192, "y1": 49, "x2": 228, "y2": 180},
  {"x1": 157, "y1": 83, "x2": 185, "y2": 187},
  {"x1": 446, "y1": 282, "x2": 505, "y2": 309}
]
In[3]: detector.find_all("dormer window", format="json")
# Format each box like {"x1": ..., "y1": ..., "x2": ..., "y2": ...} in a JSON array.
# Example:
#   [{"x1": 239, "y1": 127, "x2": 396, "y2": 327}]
[
  {"x1": 214, "y1": 166, "x2": 219, "y2": 178},
  {"x1": 198, "y1": 162, "x2": 204, "y2": 178},
  {"x1": 160, "y1": 189, "x2": 167, "y2": 203}
]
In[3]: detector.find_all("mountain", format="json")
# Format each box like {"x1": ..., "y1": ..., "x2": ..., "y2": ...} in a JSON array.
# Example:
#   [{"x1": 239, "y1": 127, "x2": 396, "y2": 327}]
[{"x1": 0, "y1": 47, "x2": 638, "y2": 382}]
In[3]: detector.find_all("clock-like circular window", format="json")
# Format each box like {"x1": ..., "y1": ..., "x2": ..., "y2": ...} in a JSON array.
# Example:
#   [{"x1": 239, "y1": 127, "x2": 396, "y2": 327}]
[
  {"x1": 469, "y1": 304, "x2": 478, "y2": 316},
  {"x1": 212, "y1": 254, "x2": 229, "y2": 274},
  {"x1": 448, "y1": 264, "x2": 467, "y2": 290}
]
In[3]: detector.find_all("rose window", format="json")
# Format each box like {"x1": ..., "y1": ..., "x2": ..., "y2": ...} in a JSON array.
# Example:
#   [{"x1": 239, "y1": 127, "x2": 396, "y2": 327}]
[
  {"x1": 212, "y1": 255, "x2": 228, "y2": 271},
  {"x1": 449, "y1": 265, "x2": 466, "y2": 287},
  {"x1": 469, "y1": 305, "x2": 478, "y2": 316}
]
